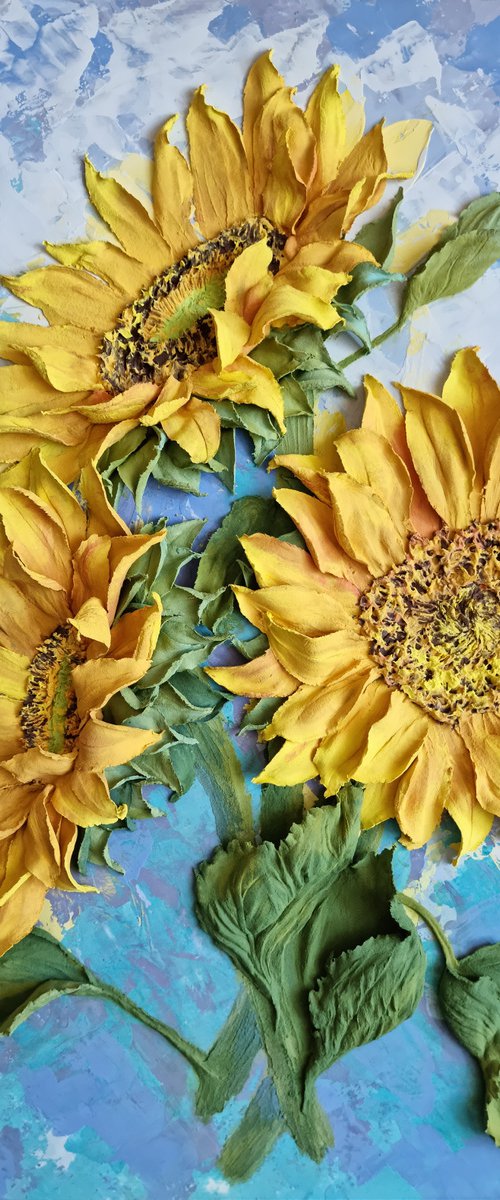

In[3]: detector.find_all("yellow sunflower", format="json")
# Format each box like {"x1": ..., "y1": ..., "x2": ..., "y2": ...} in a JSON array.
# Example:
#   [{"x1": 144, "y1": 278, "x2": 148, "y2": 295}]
[
  {"x1": 0, "y1": 451, "x2": 165, "y2": 956},
  {"x1": 0, "y1": 52, "x2": 430, "y2": 479},
  {"x1": 207, "y1": 347, "x2": 499, "y2": 857}
]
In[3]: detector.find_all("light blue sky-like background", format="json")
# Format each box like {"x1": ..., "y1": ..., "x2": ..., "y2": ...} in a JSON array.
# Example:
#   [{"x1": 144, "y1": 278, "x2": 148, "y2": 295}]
[{"x1": 0, "y1": 2, "x2": 500, "y2": 1198}]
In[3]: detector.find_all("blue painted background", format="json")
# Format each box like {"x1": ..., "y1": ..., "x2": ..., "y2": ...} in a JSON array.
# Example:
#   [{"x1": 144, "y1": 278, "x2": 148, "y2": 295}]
[{"x1": 0, "y1": 1, "x2": 499, "y2": 1197}]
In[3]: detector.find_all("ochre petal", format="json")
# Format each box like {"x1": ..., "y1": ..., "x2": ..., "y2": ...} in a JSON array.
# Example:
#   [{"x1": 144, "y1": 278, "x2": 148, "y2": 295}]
[
  {"x1": 194, "y1": 357, "x2": 285, "y2": 433},
  {"x1": 314, "y1": 678, "x2": 390, "y2": 797},
  {"x1": 3, "y1": 748, "x2": 76, "y2": 784},
  {"x1": 253, "y1": 738, "x2": 319, "y2": 786},
  {"x1": 69, "y1": 597, "x2": 111, "y2": 650},
  {"x1": 253, "y1": 87, "x2": 315, "y2": 228},
  {"x1": 441, "y1": 347, "x2": 500, "y2": 515},
  {"x1": 250, "y1": 267, "x2": 345, "y2": 343},
  {"x1": 327, "y1": 472, "x2": 407, "y2": 576},
  {"x1": 23, "y1": 792, "x2": 61, "y2": 887},
  {"x1": 186, "y1": 87, "x2": 252, "y2": 239},
  {"x1": 0, "y1": 696, "x2": 24, "y2": 757},
  {"x1": 262, "y1": 672, "x2": 371, "y2": 744},
  {"x1": 23, "y1": 345, "x2": 100, "y2": 393},
  {"x1": 162, "y1": 396, "x2": 221, "y2": 462},
  {"x1": 0, "y1": 868, "x2": 46, "y2": 957},
  {"x1": 243, "y1": 51, "x2": 285, "y2": 192},
  {"x1": 73, "y1": 656, "x2": 154, "y2": 715},
  {"x1": 0, "y1": 321, "x2": 100, "y2": 366},
  {"x1": 110, "y1": 599, "x2": 162, "y2": 661},
  {"x1": 361, "y1": 780, "x2": 398, "y2": 828},
  {"x1": 354, "y1": 691, "x2": 428, "y2": 783},
  {"x1": 0, "y1": 646, "x2": 29, "y2": 701},
  {"x1": 153, "y1": 116, "x2": 198, "y2": 258},
  {"x1": 0, "y1": 487, "x2": 72, "y2": 592},
  {"x1": 266, "y1": 617, "x2": 371, "y2": 686},
  {"x1": 305, "y1": 66, "x2": 345, "y2": 194},
  {"x1": 232, "y1": 582, "x2": 356, "y2": 636},
  {"x1": 0, "y1": 579, "x2": 62, "y2": 658},
  {"x1": 225, "y1": 238, "x2": 273, "y2": 324},
  {"x1": 339, "y1": 85, "x2": 366, "y2": 159},
  {"x1": 271, "y1": 453, "x2": 332, "y2": 504},
  {"x1": 382, "y1": 120, "x2": 432, "y2": 178},
  {"x1": 51, "y1": 772, "x2": 127, "y2": 828},
  {"x1": 262, "y1": 135, "x2": 308, "y2": 233},
  {"x1": 273, "y1": 487, "x2": 369, "y2": 588},
  {"x1": 395, "y1": 724, "x2": 451, "y2": 848},
  {"x1": 211, "y1": 310, "x2": 250, "y2": 370},
  {"x1": 75, "y1": 715, "x2": 162, "y2": 773},
  {"x1": 0, "y1": 784, "x2": 36, "y2": 835},
  {"x1": 442, "y1": 726, "x2": 493, "y2": 858},
  {"x1": 45, "y1": 239, "x2": 151, "y2": 299},
  {"x1": 80, "y1": 461, "x2": 130, "y2": 539},
  {"x1": 71, "y1": 382, "x2": 158, "y2": 423},
  {"x1": 362, "y1": 375, "x2": 439, "y2": 538},
  {"x1": 401, "y1": 385, "x2": 474, "y2": 530},
  {"x1": 106, "y1": 529, "x2": 166, "y2": 621},
  {"x1": 334, "y1": 428, "x2": 412, "y2": 537},
  {"x1": 15, "y1": 451, "x2": 86, "y2": 554},
  {"x1": 207, "y1": 648, "x2": 297, "y2": 698},
  {"x1": 240, "y1": 532, "x2": 355, "y2": 597},
  {"x1": 84, "y1": 158, "x2": 170, "y2": 276},
  {"x1": 460, "y1": 712, "x2": 500, "y2": 816},
  {"x1": 482, "y1": 419, "x2": 500, "y2": 521},
  {"x1": 1, "y1": 267, "x2": 124, "y2": 333},
  {"x1": 0, "y1": 364, "x2": 86, "y2": 413}
]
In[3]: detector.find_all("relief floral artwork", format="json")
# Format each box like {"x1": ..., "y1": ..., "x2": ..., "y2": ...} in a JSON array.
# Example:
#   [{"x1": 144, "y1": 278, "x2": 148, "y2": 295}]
[{"x1": 0, "y1": 10, "x2": 499, "y2": 1199}]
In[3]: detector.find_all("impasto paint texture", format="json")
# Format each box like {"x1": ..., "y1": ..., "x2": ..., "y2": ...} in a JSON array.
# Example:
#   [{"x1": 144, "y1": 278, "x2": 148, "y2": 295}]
[{"x1": 0, "y1": 1, "x2": 499, "y2": 1197}]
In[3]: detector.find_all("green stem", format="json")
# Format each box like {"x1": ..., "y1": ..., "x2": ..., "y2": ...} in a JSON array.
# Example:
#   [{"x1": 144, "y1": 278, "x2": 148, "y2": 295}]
[
  {"x1": 337, "y1": 318, "x2": 402, "y2": 370},
  {"x1": 396, "y1": 893, "x2": 458, "y2": 972},
  {"x1": 97, "y1": 980, "x2": 208, "y2": 1071}
]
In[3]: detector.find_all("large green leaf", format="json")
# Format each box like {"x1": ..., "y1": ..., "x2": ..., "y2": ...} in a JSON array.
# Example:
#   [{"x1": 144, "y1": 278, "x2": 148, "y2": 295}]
[
  {"x1": 400, "y1": 192, "x2": 500, "y2": 322},
  {"x1": 195, "y1": 787, "x2": 426, "y2": 1174},
  {"x1": 439, "y1": 943, "x2": 500, "y2": 1147}
]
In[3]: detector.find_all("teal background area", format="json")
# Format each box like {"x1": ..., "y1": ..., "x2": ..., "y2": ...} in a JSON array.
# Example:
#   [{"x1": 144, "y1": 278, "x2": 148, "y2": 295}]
[{"x1": 0, "y1": 0, "x2": 499, "y2": 1196}]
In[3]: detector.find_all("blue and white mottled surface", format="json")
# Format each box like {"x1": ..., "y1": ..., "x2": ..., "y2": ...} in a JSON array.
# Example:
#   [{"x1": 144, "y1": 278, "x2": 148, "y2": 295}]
[{"x1": 1, "y1": 2, "x2": 500, "y2": 1197}]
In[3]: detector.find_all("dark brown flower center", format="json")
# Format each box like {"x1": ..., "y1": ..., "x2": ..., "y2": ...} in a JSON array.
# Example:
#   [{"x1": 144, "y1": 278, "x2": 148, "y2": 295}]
[
  {"x1": 99, "y1": 218, "x2": 286, "y2": 392},
  {"x1": 359, "y1": 521, "x2": 500, "y2": 724},
  {"x1": 20, "y1": 624, "x2": 85, "y2": 753}
]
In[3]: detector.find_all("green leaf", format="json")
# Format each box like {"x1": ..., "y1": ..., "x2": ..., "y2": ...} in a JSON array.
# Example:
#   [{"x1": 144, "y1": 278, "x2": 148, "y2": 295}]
[
  {"x1": 185, "y1": 714, "x2": 254, "y2": 843},
  {"x1": 400, "y1": 193, "x2": 500, "y2": 322},
  {"x1": 439, "y1": 944, "x2": 500, "y2": 1147},
  {"x1": 195, "y1": 788, "x2": 425, "y2": 1170},
  {"x1": 195, "y1": 990, "x2": 261, "y2": 1120},
  {"x1": 333, "y1": 301, "x2": 372, "y2": 351},
  {"x1": 354, "y1": 187, "x2": 404, "y2": 267},
  {"x1": 336, "y1": 261, "x2": 405, "y2": 307},
  {"x1": 218, "y1": 1075, "x2": 286, "y2": 1182},
  {"x1": 118, "y1": 429, "x2": 164, "y2": 511}
]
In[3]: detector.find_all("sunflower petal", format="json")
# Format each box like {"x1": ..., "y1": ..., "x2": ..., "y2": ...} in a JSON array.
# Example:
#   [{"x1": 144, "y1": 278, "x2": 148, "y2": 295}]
[
  {"x1": 211, "y1": 310, "x2": 250, "y2": 370},
  {"x1": 162, "y1": 396, "x2": 221, "y2": 462},
  {"x1": 239, "y1": 533, "x2": 354, "y2": 597},
  {"x1": 186, "y1": 87, "x2": 252, "y2": 239},
  {"x1": 232, "y1": 582, "x2": 356, "y2": 636},
  {"x1": 442, "y1": 726, "x2": 493, "y2": 858},
  {"x1": 194, "y1": 357, "x2": 285, "y2": 433},
  {"x1": 0, "y1": 868, "x2": 46, "y2": 956},
  {"x1": 0, "y1": 321, "x2": 100, "y2": 365},
  {"x1": 327, "y1": 472, "x2": 407, "y2": 576},
  {"x1": 23, "y1": 344, "x2": 100, "y2": 393},
  {"x1": 206, "y1": 648, "x2": 297, "y2": 697},
  {"x1": 482, "y1": 419, "x2": 500, "y2": 521},
  {"x1": 69, "y1": 597, "x2": 111, "y2": 650},
  {"x1": 401, "y1": 385, "x2": 475, "y2": 529},
  {"x1": 3, "y1": 748, "x2": 76, "y2": 784},
  {"x1": 354, "y1": 691, "x2": 428, "y2": 783},
  {"x1": 24, "y1": 792, "x2": 61, "y2": 887},
  {"x1": 262, "y1": 672, "x2": 371, "y2": 744},
  {"x1": 243, "y1": 51, "x2": 285, "y2": 190},
  {"x1": 250, "y1": 267, "x2": 346, "y2": 343},
  {"x1": 273, "y1": 487, "x2": 368, "y2": 588},
  {"x1": 153, "y1": 116, "x2": 198, "y2": 258},
  {"x1": 253, "y1": 738, "x2": 319, "y2": 786},
  {"x1": 441, "y1": 347, "x2": 500, "y2": 512},
  {"x1": 0, "y1": 784, "x2": 35, "y2": 835},
  {"x1": 362, "y1": 375, "x2": 439, "y2": 538},
  {"x1": 73, "y1": 656, "x2": 154, "y2": 715},
  {"x1": 266, "y1": 616, "x2": 371, "y2": 686},
  {"x1": 460, "y1": 713, "x2": 500, "y2": 817},
  {"x1": 76, "y1": 715, "x2": 161, "y2": 773},
  {"x1": 225, "y1": 237, "x2": 273, "y2": 324},
  {"x1": 361, "y1": 780, "x2": 398, "y2": 828},
  {"x1": 0, "y1": 646, "x2": 29, "y2": 701},
  {"x1": 1, "y1": 267, "x2": 124, "y2": 333},
  {"x1": 80, "y1": 461, "x2": 130, "y2": 538},
  {"x1": 45, "y1": 239, "x2": 151, "y2": 298},
  {"x1": 0, "y1": 487, "x2": 72, "y2": 592},
  {"x1": 110, "y1": 598, "x2": 162, "y2": 661},
  {"x1": 314, "y1": 678, "x2": 390, "y2": 796},
  {"x1": 270, "y1": 453, "x2": 332, "y2": 503},
  {"x1": 305, "y1": 66, "x2": 345, "y2": 194},
  {"x1": 15, "y1": 451, "x2": 87, "y2": 553},
  {"x1": 51, "y1": 771, "x2": 127, "y2": 828},
  {"x1": 71, "y1": 382, "x2": 158, "y2": 423},
  {"x1": 395, "y1": 725, "x2": 451, "y2": 848},
  {"x1": 107, "y1": 529, "x2": 166, "y2": 621},
  {"x1": 84, "y1": 158, "x2": 169, "y2": 276},
  {"x1": 335, "y1": 427, "x2": 412, "y2": 536}
]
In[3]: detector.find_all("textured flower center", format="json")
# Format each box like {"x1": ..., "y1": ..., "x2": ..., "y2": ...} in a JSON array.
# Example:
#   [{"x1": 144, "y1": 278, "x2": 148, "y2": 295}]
[
  {"x1": 359, "y1": 521, "x2": 500, "y2": 724},
  {"x1": 20, "y1": 624, "x2": 85, "y2": 753},
  {"x1": 99, "y1": 218, "x2": 286, "y2": 392}
]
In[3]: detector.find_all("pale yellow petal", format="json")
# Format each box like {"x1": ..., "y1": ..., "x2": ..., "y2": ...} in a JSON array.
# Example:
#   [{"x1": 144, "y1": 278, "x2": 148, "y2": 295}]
[
  {"x1": 362, "y1": 375, "x2": 439, "y2": 538},
  {"x1": 440, "y1": 725, "x2": 493, "y2": 858},
  {"x1": 250, "y1": 267, "x2": 346, "y2": 343},
  {"x1": 224, "y1": 238, "x2": 273, "y2": 324},
  {"x1": 482, "y1": 419, "x2": 500, "y2": 521},
  {"x1": 382, "y1": 120, "x2": 432, "y2": 178},
  {"x1": 271, "y1": 453, "x2": 332, "y2": 504},
  {"x1": 361, "y1": 779, "x2": 398, "y2": 828},
  {"x1": 262, "y1": 672, "x2": 371, "y2": 744},
  {"x1": 23, "y1": 345, "x2": 100, "y2": 393},
  {"x1": 69, "y1": 597, "x2": 111, "y2": 650},
  {"x1": 212, "y1": 310, "x2": 250, "y2": 370}
]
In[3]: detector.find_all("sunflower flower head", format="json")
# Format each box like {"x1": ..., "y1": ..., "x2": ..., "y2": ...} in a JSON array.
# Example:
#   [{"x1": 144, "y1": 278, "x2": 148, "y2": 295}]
[
  {"x1": 0, "y1": 452, "x2": 165, "y2": 955},
  {"x1": 0, "y1": 53, "x2": 431, "y2": 480},
  {"x1": 207, "y1": 347, "x2": 499, "y2": 859}
]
